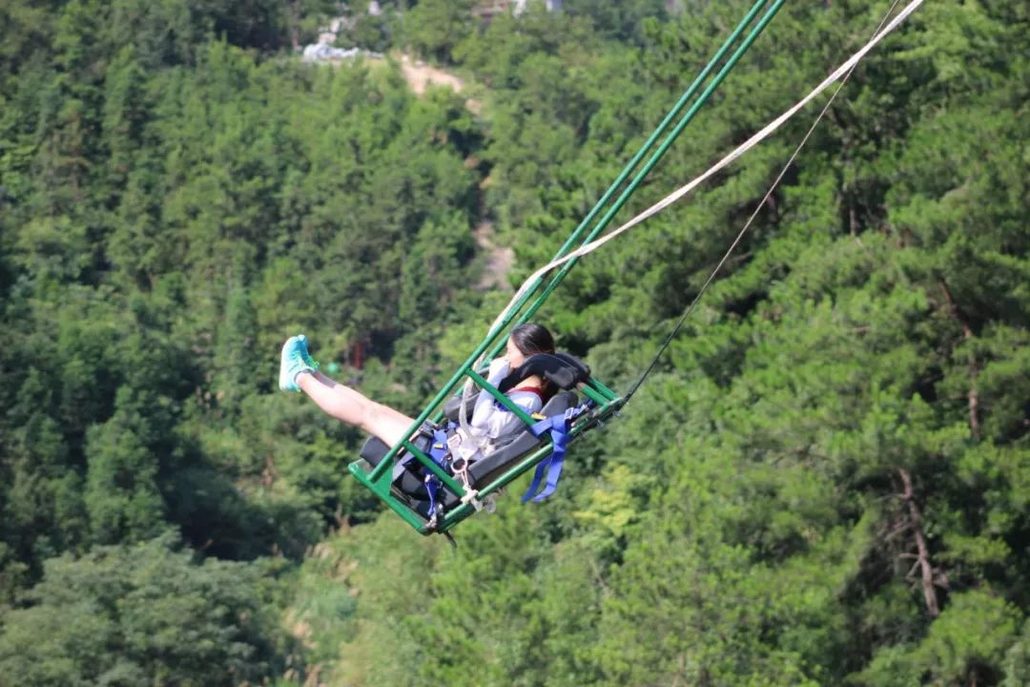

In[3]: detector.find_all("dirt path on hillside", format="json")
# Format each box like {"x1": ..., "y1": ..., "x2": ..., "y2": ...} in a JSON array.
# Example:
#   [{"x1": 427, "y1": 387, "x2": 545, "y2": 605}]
[
  {"x1": 368, "y1": 54, "x2": 505, "y2": 286},
  {"x1": 394, "y1": 54, "x2": 482, "y2": 114},
  {"x1": 393, "y1": 56, "x2": 505, "y2": 287},
  {"x1": 474, "y1": 222, "x2": 515, "y2": 291},
  {"x1": 397, "y1": 54, "x2": 464, "y2": 95}
]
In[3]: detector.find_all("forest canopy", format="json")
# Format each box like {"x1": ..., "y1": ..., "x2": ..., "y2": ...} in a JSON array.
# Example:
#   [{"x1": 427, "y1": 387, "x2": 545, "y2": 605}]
[{"x1": 0, "y1": 1, "x2": 1026, "y2": 685}]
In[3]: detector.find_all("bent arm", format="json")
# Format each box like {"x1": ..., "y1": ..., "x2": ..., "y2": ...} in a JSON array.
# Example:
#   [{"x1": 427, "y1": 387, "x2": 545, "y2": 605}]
[{"x1": 471, "y1": 358, "x2": 510, "y2": 419}]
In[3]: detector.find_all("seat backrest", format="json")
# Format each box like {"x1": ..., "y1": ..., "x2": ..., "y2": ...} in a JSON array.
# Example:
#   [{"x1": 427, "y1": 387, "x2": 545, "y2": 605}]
[
  {"x1": 490, "y1": 390, "x2": 576, "y2": 450},
  {"x1": 443, "y1": 391, "x2": 480, "y2": 423}
]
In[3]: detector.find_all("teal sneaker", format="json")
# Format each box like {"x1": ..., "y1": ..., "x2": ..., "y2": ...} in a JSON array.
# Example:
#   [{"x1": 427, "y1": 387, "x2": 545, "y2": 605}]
[
  {"x1": 279, "y1": 335, "x2": 314, "y2": 392},
  {"x1": 296, "y1": 334, "x2": 320, "y2": 373}
]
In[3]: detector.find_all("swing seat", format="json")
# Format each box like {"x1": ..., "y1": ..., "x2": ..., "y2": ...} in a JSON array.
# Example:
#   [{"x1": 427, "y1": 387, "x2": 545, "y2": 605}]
[
  {"x1": 359, "y1": 390, "x2": 580, "y2": 515},
  {"x1": 349, "y1": 347, "x2": 621, "y2": 534}
]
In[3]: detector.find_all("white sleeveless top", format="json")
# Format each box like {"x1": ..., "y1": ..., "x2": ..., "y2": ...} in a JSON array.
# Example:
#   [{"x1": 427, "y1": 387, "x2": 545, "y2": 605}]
[{"x1": 469, "y1": 361, "x2": 545, "y2": 443}]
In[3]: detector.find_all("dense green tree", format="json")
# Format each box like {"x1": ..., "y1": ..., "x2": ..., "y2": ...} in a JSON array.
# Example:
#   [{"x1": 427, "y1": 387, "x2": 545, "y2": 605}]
[
  {"x1": 0, "y1": 535, "x2": 292, "y2": 686},
  {"x1": 0, "y1": 0, "x2": 1026, "y2": 684},
  {"x1": 83, "y1": 387, "x2": 167, "y2": 545},
  {"x1": 402, "y1": 0, "x2": 476, "y2": 64},
  {"x1": 563, "y1": 0, "x2": 667, "y2": 44}
]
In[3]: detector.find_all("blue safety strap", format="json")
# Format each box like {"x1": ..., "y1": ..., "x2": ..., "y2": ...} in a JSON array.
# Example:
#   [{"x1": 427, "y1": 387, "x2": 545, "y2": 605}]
[
  {"x1": 520, "y1": 404, "x2": 588, "y2": 503},
  {"x1": 425, "y1": 473, "x2": 440, "y2": 517},
  {"x1": 394, "y1": 425, "x2": 451, "y2": 476},
  {"x1": 390, "y1": 424, "x2": 455, "y2": 520},
  {"x1": 424, "y1": 426, "x2": 454, "y2": 518}
]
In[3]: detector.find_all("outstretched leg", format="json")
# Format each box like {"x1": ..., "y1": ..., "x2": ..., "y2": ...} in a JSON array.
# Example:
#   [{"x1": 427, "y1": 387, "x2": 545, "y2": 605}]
[
  {"x1": 297, "y1": 371, "x2": 416, "y2": 448},
  {"x1": 280, "y1": 335, "x2": 416, "y2": 447}
]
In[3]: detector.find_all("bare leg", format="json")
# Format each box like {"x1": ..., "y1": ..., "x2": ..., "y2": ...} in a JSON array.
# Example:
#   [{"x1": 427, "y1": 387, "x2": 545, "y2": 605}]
[{"x1": 296, "y1": 371, "x2": 416, "y2": 447}]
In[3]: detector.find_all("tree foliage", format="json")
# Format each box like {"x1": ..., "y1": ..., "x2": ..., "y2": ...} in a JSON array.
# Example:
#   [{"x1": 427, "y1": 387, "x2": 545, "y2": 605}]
[
  {"x1": 0, "y1": 1, "x2": 1026, "y2": 685},
  {"x1": 0, "y1": 535, "x2": 292, "y2": 686}
]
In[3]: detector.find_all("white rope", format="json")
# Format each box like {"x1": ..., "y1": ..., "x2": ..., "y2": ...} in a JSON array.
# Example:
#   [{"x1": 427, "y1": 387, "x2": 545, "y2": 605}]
[
  {"x1": 620, "y1": 0, "x2": 907, "y2": 401},
  {"x1": 488, "y1": 0, "x2": 925, "y2": 337},
  {"x1": 675, "y1": 0, "x2": 910, "y2": 333}
]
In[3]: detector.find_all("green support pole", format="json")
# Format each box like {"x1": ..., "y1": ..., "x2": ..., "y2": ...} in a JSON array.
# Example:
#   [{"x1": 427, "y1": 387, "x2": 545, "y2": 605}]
[
  {"x1": 514, "y1": 0, "x2": 787, "y2": 330},
  {"x1": 478, "y1": 0, "x2": 778, "y2": 362},
  {"x1": 546, "y1": 0, "x2": 772, "y2": 264}
]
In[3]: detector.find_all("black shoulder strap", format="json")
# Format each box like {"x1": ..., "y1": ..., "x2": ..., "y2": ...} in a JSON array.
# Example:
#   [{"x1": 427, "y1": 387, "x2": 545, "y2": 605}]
[{"x1": 498, "y1": 353, "x2": 591, "y2": 393}]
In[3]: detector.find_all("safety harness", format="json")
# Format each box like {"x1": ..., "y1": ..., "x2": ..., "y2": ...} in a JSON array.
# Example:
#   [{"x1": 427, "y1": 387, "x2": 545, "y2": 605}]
[{"x1": 383, "y1": 352, "x2": 593, "y2": 526}]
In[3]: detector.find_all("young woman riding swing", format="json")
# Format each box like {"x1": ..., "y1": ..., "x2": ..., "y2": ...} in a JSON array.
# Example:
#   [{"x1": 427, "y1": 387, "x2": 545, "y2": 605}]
[{"x1": 278, "y1": 323, "x2": 558, "y2": 447}]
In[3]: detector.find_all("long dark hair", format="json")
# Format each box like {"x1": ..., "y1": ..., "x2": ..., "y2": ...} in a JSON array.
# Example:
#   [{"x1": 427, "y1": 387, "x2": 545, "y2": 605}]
[{"x1": 510, "y1": 322, "x2": 555, "y2": 357}]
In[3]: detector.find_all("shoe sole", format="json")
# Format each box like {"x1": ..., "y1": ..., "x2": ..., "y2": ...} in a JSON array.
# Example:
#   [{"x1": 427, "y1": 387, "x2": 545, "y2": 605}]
[{"x1": 279, "y1": 336, "x2": 300, "y2": 391}]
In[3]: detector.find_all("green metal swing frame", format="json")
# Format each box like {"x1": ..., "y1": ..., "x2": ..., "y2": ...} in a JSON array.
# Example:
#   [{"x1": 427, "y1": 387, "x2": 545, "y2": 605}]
[{"x1": 348, "y1": 0, "x2": 784, "y2": 535}]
